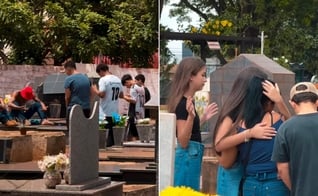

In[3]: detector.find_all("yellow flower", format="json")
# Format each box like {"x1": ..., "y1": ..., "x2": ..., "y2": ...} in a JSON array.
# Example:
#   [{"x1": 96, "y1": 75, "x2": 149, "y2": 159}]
[
  {"x1": 215, "y1": 31, "x2": 221, "y2": 36},
  {"x1": 191, "y1": 26, "x2": 198, "y2": 33},
  {"x1": 160, "y1": 186, "x2": 218, "y2": 196},
  {"x1": 201, "y1": 28, "x2": 208, "y2": 34},
  {"x1": 215, "y1": 20, "x2": 220, "y2": 25},
  {"x1": 220, "y1": 20, "x2": 228, "y2": 27}
]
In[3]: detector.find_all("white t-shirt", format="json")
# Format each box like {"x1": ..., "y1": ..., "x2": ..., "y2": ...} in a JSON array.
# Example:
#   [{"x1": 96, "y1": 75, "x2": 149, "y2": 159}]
[
  {"x1": 130, "y1": 84, "x2": 145, "y2": 119},
  {"x1": 98, "y1": 74, "x2": 123, "y2": 117}
]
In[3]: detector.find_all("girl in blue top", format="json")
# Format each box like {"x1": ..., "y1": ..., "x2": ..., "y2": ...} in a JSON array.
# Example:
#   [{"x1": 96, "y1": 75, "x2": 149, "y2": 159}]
[
  {"x1": 213, "y1": 67, "x2": 290, "y2": 196},
  {"x1": 237, "y1": 77, "x2": 290, "y2": 196}
]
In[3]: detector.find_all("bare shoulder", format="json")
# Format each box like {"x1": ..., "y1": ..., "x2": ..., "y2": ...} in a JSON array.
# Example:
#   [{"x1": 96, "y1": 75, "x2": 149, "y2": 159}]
[{"x1": 271, "y1": 110, "x2": 283, "y2": 122}]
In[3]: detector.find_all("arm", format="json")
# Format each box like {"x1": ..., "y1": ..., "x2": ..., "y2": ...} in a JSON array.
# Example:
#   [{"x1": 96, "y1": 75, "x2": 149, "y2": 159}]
[
  {"x1": 65, "y1": 88, "x2": 71, "y2": 107},
  {"x1": 91, "y1": 84, "x2": 106, "y2": 98},
  {"x1": 215, "y1": 117, "x2": 276, "y2": 152},
  {"x1": 7, "y1": 91, "x2": 26, "y2": 110},
  {"x1": 200, "y1": 102, "x2": 218, "y2": 126},
  {"x1": 263, "y1": 80, "x2": 291, "y2": 120},
  {"x1": 122, "y1": 88, "x2": 137, "y2": 104},
  {"x1": 0, "y1": 98, "x2": 5, "y2": 110},
  {"x1": 176, "y1": 97, "x2": 195, "y2": 148},
  {"x1": 277, "y1": 162, "x2": 291, "y2": 190},
  {"x1": 33, "y1": 96, "x2": 48, "y2": 111},
  {"x1": 119, "y1": 91, "x2": 124, "y2": 99}
]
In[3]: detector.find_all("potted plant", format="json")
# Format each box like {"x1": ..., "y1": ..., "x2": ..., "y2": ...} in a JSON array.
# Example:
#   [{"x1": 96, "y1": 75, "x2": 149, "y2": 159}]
[
  {"x1": 99, "y1": 118, "x2": 109, "y2": 149},
  {"x1": 111, "y1": 113, "x2": 128, "y2": 146},
  {"x1": 136, "y1": 118, "x2": 154, "y2": 143}
]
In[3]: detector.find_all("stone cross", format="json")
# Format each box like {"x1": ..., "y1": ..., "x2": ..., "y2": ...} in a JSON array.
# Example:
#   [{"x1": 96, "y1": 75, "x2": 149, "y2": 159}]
[
  {"x1": 258, "y1": 31, "x2": 268, "y2": 55},
  {"x1": 56, "y1": 101, "x2": 110, "y2": 191},
  {"x1": 159, "y1": 112, "x2": 176, "y2": 192}
]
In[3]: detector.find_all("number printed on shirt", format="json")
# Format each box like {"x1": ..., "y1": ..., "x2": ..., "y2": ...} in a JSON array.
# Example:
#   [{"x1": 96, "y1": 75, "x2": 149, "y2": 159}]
[{"x1": 111, "y1": 87, "x2": 120, "y2": 100}]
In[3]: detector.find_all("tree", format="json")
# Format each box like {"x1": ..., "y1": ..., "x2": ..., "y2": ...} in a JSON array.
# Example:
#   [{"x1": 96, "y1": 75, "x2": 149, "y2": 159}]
[
  {"x1": 166, "y1": 0, "x2": 318, "y2": 74},
  {"x1": 0, "y1": 0, "x2": 158, "y2": 67}
]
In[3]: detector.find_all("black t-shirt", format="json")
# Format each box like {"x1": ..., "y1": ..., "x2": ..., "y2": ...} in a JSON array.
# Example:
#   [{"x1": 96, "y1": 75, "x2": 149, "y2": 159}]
[{"x1": 175, "y1": 96, "x2": 201, "y2": 142}]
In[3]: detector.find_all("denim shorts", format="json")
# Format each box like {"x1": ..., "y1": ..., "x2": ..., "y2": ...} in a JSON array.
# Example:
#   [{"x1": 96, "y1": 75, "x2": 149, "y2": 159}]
[
  {"x1": 243, "y1": 172, "x2": 290, "y2": 196},
  {"x1": 216, "y1": 162, "x2": 243, "y2": 196},
  {"x1": 173, "y1": 140, "x2": 204, "y2": 191}
]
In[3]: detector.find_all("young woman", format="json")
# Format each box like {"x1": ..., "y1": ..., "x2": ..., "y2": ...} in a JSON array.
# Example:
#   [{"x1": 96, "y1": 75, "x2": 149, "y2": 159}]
[
  {"x1": 167, "y1": 56, "x2": 218, "y2": 191},
  {"x1": 213, "y1": 67, "x2": 290, "y2": 196},
  {"x1": 236, "y1": 77, "x2": 290, "y2": 195}
]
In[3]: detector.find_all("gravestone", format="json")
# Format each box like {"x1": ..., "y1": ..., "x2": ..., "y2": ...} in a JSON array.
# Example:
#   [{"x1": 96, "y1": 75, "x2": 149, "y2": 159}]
[
  {"x1": 56, "y1": 101, "x2": 110, "y2": 191},
  {"x1": 159, "y1": 112, "x2": 176, "y2": 192}
]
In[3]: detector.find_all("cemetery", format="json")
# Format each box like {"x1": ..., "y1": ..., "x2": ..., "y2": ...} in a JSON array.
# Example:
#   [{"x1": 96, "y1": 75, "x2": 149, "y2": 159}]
[
  {"x1": 0, "y1": 64, "x2": 158, "y2": 195},
  {"x1": 159, "y1": 54, "x2": 295, "y2": 194}
]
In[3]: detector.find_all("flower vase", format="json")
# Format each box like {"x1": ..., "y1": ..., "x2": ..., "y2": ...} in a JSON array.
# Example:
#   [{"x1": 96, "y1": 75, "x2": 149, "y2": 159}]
[
  {"x1": 43, "y1": 170, "x2": 62, "y2": 189},
  {"x1": 136, "y1": 124, "x2": 154, "y2": 143},
  {"x1": 99, "y1": 129, "x2": 109, "y2": 149},
  {"x1": 113, "y1": 126, "x2": 126, "y2": 146}
]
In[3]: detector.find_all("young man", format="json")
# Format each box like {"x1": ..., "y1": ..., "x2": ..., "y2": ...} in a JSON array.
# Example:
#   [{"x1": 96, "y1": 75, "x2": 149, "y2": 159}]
[
  {"x1": 135, "y1": 74, "x2": 151, "y2": 103},
  {"x1": 135, "y1": 74, "x2": 151, "y2": 118},
  {"x1": 64, "y1": 60, "x2": 91, "y2": 127},
  {"x1": 92, "y1": 63, "x2": 123, "y2": 147},
  {"x1": 272, "y1": 82, "x2": 318, "y2": 196},
  {"x1": 121, "y1": 74, "x2": 145, "y2": 140},
  {"x1": 8, "y1": 86, "x2": 53, "y2": 125}
]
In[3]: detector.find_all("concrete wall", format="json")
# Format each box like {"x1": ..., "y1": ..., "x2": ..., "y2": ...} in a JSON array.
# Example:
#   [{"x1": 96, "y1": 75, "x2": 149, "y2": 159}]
[
  {"x1": 0, "y1": 64, "x2": 159, "y2": 116},
  {"x1": 0, "y1": 65, "x2": 62, "y2": 96}
]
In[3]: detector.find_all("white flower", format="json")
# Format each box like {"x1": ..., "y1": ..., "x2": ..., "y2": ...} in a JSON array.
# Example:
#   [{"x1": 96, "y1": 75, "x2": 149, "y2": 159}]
[{"x1": 37, "y1": 153, "x2": 69, "y2": 172}]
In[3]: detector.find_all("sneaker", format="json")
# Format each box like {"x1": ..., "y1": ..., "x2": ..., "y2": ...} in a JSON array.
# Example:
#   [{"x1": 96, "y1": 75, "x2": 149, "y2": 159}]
[{"x1": 5, "y1": 120, "x2": 18, "y2": 127}]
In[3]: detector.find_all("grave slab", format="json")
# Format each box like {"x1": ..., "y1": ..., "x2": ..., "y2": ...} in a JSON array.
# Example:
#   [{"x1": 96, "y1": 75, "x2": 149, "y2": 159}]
[{"x1": 159, "y1": 112, "x2": 176, "y2": 192}]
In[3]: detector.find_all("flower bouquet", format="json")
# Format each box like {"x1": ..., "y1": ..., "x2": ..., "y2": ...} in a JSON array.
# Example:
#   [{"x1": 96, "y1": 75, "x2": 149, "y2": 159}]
[
  {"x1": 112, "y1": 112, "x2": 128, "y2": 127},
  {"x1": 38, "y1": 153, "x2": 69, "y2": 172},
  {"x1": 38, "y1": 153, "x2": 69, "y2": 188},
  {"x1": 99, "y1": 117, "x2": 108, "y2": 129},
  {"x1": 111, "y1": 113, "x2": 128, "y2": 145}
]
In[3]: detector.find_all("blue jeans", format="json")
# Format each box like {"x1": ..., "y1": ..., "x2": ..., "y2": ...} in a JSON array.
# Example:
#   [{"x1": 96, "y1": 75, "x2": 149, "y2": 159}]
[
  {"x1": 174, "y1": 140, "x2": 204, "y2": 191},
  {"x1": 217, "y1": 163, "x2": 243, "y2": 196},
  {"x1": 0, "y1": 109, "x2": 12, "y2": 124},
  {"x1": 10, "y1": 101, "x2": 46, "y2": 122},
  {"x1": 244, "y1": 172, "x2": 290, "y2": 196}
]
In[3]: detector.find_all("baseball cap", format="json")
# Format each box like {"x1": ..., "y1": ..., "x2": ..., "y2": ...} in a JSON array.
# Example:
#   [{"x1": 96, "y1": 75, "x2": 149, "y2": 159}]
[
  {"x1": 20, "y1": 86, "x2": 34, "y2": 100},
  {"x1": 290, "y1": 82, "x2": 318, "y2": 99}
]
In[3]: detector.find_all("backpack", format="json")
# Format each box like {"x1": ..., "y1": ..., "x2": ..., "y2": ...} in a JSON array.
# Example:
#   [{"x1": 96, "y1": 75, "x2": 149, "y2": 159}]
[{"x1": 144, "y1": 87, "x2": 151, "y2": 103}]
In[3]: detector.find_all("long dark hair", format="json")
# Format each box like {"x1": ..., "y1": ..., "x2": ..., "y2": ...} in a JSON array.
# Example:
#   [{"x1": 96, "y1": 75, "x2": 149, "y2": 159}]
[
  {"x1": 244, "y1": 77, "x2": 274, "y2": 129},
  {"x1": 213, "y1": 67, "x2": 267, "y2": 144}
]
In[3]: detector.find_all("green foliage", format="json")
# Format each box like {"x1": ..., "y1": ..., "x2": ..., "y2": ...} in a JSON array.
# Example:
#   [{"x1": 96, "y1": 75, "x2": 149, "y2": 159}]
[
  {"x1": 167, "y1": 0, "x2": 318, "y2": 74},
  {"x1": 0, "y1": 0, "x2": 158, "y2": 67}
]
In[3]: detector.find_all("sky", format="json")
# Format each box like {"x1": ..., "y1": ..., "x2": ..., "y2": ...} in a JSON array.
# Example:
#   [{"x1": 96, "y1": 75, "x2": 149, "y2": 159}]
[{"x1": 160, "y1": 0, "x2": 201, "y2": 63}]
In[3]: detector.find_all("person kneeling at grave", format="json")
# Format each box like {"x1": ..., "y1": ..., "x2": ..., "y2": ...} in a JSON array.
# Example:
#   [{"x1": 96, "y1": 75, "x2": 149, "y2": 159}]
[
  {"x1": 0, "y1": 97, "x2": 17, "y2": 126},
  {"x1": 7, "y1": 86, "x2": 53, "y2": 125}
]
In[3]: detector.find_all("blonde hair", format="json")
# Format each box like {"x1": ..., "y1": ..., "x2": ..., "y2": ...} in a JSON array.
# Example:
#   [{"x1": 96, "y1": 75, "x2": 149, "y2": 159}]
[{"x1": 167, "y1": 57, "x2": 206, "y2": 113}]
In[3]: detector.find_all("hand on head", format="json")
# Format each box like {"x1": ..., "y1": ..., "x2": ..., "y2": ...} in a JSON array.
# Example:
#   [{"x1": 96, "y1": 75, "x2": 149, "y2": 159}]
[{"x1": 262, "y1": 80, "x2": 282, "y2": 103}]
